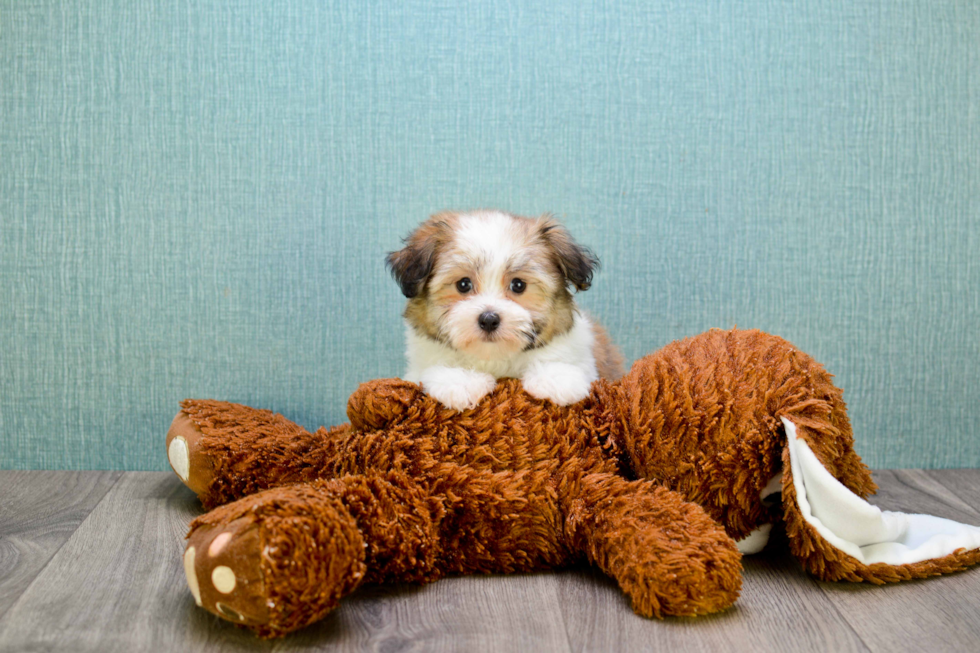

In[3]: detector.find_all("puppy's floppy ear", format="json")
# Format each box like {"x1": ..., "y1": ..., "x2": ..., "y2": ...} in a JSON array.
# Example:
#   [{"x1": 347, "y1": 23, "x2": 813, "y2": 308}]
[
  {"x1": 537, "y1": 215, "x2": 599, "y2": 291},
  {"x1": 385, "y1": 217, "x2": 449, "y2": 298}
]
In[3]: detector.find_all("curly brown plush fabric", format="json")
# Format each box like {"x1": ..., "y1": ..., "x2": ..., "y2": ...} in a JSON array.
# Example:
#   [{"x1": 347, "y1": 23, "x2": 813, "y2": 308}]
[
  {"x1": 167, "y1": 328, "x2": 978, "y2": 638},
  {"x1": 618, "y1": 328, "x2": 876, "y2": 540}
]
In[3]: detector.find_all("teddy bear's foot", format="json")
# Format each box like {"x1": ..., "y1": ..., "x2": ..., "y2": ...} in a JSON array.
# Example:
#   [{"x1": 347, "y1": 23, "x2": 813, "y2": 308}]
[
  {"x1": 183, "y1": 516, "x2": 269, "y2": 626},
  {"x1": 184, "y1": 482, "x2": 368, "y2": 638}
]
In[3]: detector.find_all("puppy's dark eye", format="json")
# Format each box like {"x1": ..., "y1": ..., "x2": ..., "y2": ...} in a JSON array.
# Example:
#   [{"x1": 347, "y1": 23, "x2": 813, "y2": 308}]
[
  {"x1": 510, "y1": 278, "x2": 527, "y2": 294},
  {"x1": 456, "y1": 278, "x2": 473, "y2": 294}
]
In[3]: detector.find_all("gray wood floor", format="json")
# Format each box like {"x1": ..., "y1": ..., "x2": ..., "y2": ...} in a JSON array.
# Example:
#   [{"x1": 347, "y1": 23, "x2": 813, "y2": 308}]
[{"x1": 1, "y1": 470, "x2": 979, "y2": 652}]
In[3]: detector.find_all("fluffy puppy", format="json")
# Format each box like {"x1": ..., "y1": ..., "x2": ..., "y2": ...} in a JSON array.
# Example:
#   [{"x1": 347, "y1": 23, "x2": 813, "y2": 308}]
[{"x1": 386, "y1": 210, "x2": 623, "y2": 410}]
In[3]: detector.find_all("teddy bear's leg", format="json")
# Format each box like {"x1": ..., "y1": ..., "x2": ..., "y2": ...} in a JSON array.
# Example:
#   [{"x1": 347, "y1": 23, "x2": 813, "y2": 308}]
[
  {"x1": 183, "y1": 472, "x2": 435, "y2": 637},
  {"x1": 561, "y1": 471, "x2": 742, "y2": 618},
  {"x1": 182, "y1": 465, "x2": 568, "y2": 637},
  {"x1": 167, "y1": 399, "x2": 349, "y2": 508}
]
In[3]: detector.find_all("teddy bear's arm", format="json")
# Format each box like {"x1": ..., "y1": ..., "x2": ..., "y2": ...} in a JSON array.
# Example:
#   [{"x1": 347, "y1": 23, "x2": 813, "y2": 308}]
[
  {"x1": 560, "y1": 472, "x2": 742, "y2": 618},
  {"x1": 167, "y1": 399, "x2": 351, "y2": 509}
]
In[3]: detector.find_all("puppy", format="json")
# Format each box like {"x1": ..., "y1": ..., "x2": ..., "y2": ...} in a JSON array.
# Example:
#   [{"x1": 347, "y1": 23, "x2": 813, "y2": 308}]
[{"x1": 386, "y1": 210, "x2": 623, "y2": 410}]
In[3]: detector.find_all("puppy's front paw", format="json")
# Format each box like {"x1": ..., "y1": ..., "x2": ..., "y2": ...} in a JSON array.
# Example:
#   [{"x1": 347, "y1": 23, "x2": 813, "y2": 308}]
[
  {"x1": 522, "y1": 363, "x2": 594, "y2": 406},
  {"x1": 418, "y1": 366, "x2": 496, "y2": 411}
]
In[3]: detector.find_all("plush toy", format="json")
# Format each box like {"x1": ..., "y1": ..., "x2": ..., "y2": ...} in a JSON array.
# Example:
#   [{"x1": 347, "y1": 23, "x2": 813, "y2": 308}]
[{"x1": 166, "y1": 328, "x2": 980, "y2": 638}]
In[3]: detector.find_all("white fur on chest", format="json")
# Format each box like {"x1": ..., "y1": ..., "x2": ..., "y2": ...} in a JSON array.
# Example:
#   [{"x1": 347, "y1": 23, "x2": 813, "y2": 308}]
[{"x1": 404, "y1": 310, "x2": 598, "y2": 382}]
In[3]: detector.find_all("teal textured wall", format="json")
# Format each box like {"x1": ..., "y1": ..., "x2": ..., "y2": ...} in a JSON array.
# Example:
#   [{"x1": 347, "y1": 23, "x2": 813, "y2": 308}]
[{"x1": 1, "y1": 1, "x2": 978, "y2": 470}]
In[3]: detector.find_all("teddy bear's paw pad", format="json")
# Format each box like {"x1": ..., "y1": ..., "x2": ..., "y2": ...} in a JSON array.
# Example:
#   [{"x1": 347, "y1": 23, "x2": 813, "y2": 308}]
[
  {"x1": 184, "y1": 518, "x2": 271, "y2": 627},
  {"x1": 166, "y1": 411, "x2": 215, "y2": 495}
]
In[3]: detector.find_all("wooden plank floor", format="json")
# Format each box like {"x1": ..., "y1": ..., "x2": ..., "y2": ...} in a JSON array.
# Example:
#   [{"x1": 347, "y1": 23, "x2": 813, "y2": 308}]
[{"x1": 1, "y1": 470, "x2": 979, "y2": 652}]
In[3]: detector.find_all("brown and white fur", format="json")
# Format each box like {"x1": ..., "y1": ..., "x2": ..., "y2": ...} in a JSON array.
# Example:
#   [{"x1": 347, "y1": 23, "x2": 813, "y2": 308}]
[{"x1": 386, "y1": 210, "x2": 623, "y2": 410}]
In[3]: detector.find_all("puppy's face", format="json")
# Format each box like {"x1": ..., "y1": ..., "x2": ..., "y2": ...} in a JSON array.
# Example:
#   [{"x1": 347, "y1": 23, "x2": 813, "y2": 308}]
[{"x1": 387, "y1": 210, "x2": 598, "y2": 360}]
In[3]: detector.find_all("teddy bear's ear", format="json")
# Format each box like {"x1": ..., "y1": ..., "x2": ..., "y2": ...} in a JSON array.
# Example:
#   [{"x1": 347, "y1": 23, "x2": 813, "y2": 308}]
[
  {"x1": 780, "y1": 417, "x2": 980, "y2": 580},
  {"x1": 536, "y1": 215, "x2": 599, "y2": 291},
  {"x1": 385, "y1": 215, "x2": 453, "y2": 298},
  {"x1": 347, "y1": 379, "x2": 423, "y2": 431}
]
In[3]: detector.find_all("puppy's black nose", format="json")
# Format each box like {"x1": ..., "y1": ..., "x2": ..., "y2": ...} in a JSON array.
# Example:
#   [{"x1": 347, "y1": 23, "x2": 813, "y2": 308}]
[{"x1": 478, "y1": 311, "x2": 501, "y2": 333}]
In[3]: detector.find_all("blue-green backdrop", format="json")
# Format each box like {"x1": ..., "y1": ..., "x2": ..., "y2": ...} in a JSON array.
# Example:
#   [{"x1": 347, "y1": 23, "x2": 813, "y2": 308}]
[{"x1": 1, "y1": 0, "x2": 978, "y2": 470}]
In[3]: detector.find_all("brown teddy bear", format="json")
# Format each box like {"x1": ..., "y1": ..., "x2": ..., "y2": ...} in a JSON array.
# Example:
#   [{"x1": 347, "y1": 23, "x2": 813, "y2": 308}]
[{"x1": 166, "y1": 328, "x2": 980, "y2": 638}]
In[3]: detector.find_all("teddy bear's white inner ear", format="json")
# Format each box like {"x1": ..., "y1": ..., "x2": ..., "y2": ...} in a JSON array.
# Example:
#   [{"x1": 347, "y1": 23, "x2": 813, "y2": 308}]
[{"x1": 783, "y1": 417, "x2": 980, "y2": 565}]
